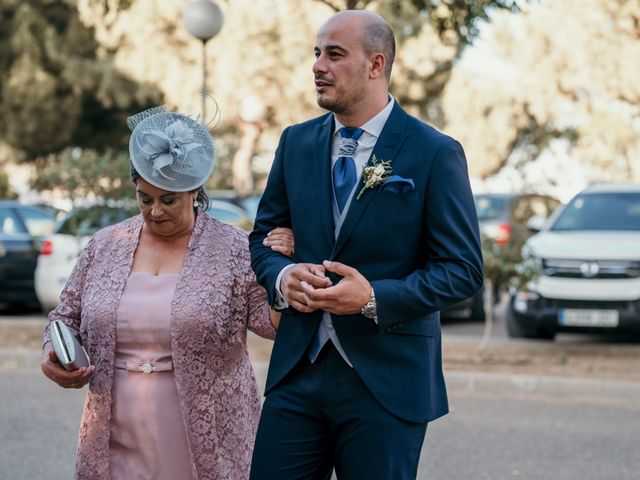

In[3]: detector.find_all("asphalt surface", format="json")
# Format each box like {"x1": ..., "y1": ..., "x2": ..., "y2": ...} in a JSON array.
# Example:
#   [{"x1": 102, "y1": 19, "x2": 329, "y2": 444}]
[
  {"x1": 2, "y1": 365, "x2": 639, "y2": 480},
  {"x1": 1, "y1": 308, "x2": 640, "y2": 479}
]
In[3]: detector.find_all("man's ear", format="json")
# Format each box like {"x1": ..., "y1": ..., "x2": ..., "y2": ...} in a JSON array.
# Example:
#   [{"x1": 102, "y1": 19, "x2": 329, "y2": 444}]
[{"x1": 369, "y1": 52, "x2": 386, "y2": 80}]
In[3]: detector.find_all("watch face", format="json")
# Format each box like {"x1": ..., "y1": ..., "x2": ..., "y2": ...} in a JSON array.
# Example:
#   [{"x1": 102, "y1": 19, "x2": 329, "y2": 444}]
[
  {"x1": 361, "y1": 290, "x2": 376, "y2": 318},
  {"x1": 362, "y1": 303, "x2": 376, "y2": 318}
]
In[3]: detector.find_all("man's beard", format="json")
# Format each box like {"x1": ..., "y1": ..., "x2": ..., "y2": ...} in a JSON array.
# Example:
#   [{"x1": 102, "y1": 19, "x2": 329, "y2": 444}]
[{"x1": 317, "y1": 93, "x2": 345, "y2": 113}]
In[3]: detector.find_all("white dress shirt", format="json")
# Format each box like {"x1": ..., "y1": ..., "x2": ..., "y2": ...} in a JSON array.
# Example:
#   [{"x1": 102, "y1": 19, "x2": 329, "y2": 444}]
[{"x1": 273, "y1": 96, "x2": 395, "y2": 365}]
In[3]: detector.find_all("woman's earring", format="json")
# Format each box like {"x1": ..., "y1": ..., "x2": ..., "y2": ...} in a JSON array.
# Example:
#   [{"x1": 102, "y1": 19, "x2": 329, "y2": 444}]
[{"x1": 193, "y1": 199, "x2": 199, "y2": 208}]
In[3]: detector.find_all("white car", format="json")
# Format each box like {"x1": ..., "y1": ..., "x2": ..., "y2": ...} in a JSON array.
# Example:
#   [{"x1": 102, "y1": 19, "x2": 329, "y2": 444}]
[
  {"x1": 507, "y1": 184, "x2": 640, "y2": 339},
  {"x1": 35, "y1": 206, "x2": 135, "y2": 311},
  {"x1": 35, "y1": 200, "x2": 253, "y2": 311}
]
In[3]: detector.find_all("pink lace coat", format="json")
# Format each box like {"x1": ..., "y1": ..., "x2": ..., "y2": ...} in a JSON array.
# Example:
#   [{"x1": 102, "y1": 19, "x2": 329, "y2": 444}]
[{"x1": 43, "y1": 213, "x2": 275, "y2": 480}]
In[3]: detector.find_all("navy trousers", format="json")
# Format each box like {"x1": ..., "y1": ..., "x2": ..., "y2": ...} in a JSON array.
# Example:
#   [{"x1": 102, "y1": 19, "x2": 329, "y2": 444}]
[{"x1": 250, "y1": 344, "x2": 428, "y2": 480}]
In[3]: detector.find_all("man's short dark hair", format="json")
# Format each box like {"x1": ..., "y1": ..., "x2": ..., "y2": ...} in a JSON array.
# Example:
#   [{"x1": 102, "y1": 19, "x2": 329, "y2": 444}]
[{"x1": 362, "y1": 19, "x2": 395, "y2": 81}]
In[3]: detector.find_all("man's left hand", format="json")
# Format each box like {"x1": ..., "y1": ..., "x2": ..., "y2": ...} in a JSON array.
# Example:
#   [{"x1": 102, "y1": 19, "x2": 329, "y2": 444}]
[{"x1": 300, "y1": 260, "x2": 370, "y2": 315}]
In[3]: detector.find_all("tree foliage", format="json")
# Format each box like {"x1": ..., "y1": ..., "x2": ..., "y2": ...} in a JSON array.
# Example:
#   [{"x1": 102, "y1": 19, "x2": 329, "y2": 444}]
[
  {"x1": 0, "y1": 0, "x2": 160, "y2": 159},
  {"x1": 315, "y1": 0, "x2": 522, "y2": 125},
  {"x1": 443, "y1": 0, "x2": 640, "y2": 182},
  {"x1": 0, "y1": 170, "x2": 18, "y2": 199},
  {"x1": 0, "y1": 0, "x2": 525, "y2": 201},
  {"x1": 31, "y1": 147, "x2": 133, "y2": 201},
  {"x1": 3, "y1": 0, "x2": 636, "y2": 203},
  {"x1": 481, "y1": 231, "x2": 539, "y2": 296}
]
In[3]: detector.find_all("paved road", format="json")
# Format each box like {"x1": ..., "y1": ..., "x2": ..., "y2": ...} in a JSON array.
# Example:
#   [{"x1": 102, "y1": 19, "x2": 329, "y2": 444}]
[
  {"x1": 2, "y1": 305, "x2": 639, "y2": 479},
  {"x1": 2, "y1": 366, "x2": 639, "y2": 480},
  {"x1": 424, "y1": 388, "x2": 640, "y2": 480}
]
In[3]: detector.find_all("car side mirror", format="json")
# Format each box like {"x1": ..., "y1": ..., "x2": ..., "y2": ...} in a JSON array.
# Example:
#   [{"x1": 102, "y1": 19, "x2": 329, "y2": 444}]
[{"x1": 527, "y1": 215, "x2": 546, "y2": 232}]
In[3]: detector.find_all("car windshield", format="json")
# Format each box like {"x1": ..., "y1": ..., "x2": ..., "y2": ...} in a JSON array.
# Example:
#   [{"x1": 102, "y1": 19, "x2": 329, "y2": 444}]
[
  {"x1": 550, "y1": 192, "x2": 640, "y2": 231},
  {"x1": 207, "y1": 205, "x2": 244, "y2": 223},
  {"x1": 56, "y1": 207, "x2": 134, "y2": 236},
  {"x1": 0, "y1": 207, "x2": 28, "y2": 235},
  {"x1": 474, "y1": 195, "x2": 507, "y2": 220},
  {"x1": 20, "y1": 206, "x2": 56, "y2": 236}
]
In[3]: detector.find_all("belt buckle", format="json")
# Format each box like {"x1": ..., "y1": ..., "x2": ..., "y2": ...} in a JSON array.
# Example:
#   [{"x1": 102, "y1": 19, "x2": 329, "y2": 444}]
[{"x1": 142, "y1": 362, "x2": 153, "y2": 374}]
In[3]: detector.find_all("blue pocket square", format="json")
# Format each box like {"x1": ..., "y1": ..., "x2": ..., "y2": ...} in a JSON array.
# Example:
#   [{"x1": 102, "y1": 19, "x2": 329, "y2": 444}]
[{"x1": 381, "y1": 176, "x2": 415, "y2": 194}]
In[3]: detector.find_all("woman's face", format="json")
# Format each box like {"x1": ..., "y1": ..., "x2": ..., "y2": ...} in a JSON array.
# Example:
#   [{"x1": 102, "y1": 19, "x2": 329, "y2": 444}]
[{"x1": 135, "y1": 178, "x2": 197, "y2": 238}]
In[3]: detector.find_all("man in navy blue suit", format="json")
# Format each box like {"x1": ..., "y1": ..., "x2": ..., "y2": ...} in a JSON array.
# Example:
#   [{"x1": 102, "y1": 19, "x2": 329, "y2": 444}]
[{"x1": 249, "y1": 9, "x2": 483, "y2": 480}]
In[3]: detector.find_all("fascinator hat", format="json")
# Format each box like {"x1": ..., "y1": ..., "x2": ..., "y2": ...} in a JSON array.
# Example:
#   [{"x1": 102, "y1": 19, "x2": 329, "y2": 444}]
[{"x1": 127, "y1": 106, "x2": 215, "y2": 192}]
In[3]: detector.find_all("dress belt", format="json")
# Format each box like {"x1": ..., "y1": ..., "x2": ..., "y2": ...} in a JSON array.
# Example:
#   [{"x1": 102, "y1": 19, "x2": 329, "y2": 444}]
[{"x1": 114, "y1": 359, "x2": 173, "y2": 373}]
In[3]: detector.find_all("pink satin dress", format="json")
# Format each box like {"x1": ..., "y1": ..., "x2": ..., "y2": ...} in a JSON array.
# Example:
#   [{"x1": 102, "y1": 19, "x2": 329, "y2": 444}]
[{"x1": 109, "y1": 272, "x2": 194, "y2": 479}]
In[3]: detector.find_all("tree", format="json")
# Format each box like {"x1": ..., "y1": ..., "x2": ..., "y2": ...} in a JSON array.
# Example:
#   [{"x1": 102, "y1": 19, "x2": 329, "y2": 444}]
[
  {"x1": 61, "y1": 0, "x2": 332, "y2": 196},
  {"x1": 442, "y1": 0, "x2": 640, "y2": 182},
  {"x1": 31, "y1": 147, "x2": 132, "y2": 202},
  {"x1": 43, "y1": 0, "x2": 524, "y2": 197},
  {"x1": 313, "y1": 0, "x2": 523, "y2": 126},
  {"x1": 0, "y1": 0, "x2": 160, "y2": 159},
  {"x1": 0, "y1": 170, "x2": 17, "y2": 199},
  {"x1": 4, "y1": 0, "x2": 528, "y2": 201}
]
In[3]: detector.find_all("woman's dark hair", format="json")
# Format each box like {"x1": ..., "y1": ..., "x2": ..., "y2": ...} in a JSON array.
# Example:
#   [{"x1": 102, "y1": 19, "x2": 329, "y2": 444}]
[{"x1": 130, "y1": 164, "x2": 210, "y2": 211}]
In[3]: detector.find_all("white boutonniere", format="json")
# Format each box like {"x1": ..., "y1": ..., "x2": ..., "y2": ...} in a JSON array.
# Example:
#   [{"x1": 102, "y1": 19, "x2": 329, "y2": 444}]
[{"x1": 356, "y1": 155, "x2": 392, "y2": 200}]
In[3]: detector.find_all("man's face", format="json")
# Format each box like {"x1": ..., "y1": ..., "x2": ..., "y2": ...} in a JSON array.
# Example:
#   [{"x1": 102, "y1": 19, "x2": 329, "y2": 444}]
[{"x1": 312, "y1": 17, "x2": 369, "y2": 115}]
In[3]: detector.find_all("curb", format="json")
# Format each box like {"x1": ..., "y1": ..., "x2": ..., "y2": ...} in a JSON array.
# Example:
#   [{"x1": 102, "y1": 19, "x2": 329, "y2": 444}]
[
  {"x1": 444, "y1": 370, "x2": 640, "y2": 400},
  {"x1": 5, "y1": 347, "x2": 639, "y2": 401}
]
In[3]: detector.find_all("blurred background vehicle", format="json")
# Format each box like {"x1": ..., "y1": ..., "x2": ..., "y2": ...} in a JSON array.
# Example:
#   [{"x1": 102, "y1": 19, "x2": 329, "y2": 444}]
[
  {"x1": 209, "y1": 190, "x2": 261, "y2": 226},
  {"x1": 207, "y1": 198, "x2": 253, "y2": 232},
  {"x1": 35, "y1": 205, "x2": 136, "y2": 311},
  {"x1": 475, "y1": 193, "x2": 561, "y2": 246},
  {"x1": 237, "y1": 194, "x2": 261, "y2": 223},
  {"x1": 0, "y1": 200, "x2": 58, "y2": 311},
  {"x1": 507, "y1": 184, "x2": 640, "y2": 339},
  {"x1": 35, "y1": 198, "x2": 253, "y2": 311},
  {"x1": 441, "y1": 192, "x2": 561, "y2": 322},
  {"x1": 440, "y1": 285, "x2": 487, "y2": 322}
]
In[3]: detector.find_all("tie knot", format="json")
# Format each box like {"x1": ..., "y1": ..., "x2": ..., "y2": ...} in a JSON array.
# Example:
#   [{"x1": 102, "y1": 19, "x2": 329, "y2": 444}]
[{"x1": 339, "y1": 127, "x2": 364, "y2": 141}]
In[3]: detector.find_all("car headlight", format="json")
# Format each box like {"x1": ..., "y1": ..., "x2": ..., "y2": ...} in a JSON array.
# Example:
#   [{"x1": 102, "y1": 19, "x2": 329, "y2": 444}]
[
  {"x1": 513, "y1": 291, "x2": 540, "y2": 313},
  {"x1": 509, "y1": 242, "x2": 543, "y2": 297},
  {"x1": 518, "y1": 244, "x2": 543, "y2": 279}
]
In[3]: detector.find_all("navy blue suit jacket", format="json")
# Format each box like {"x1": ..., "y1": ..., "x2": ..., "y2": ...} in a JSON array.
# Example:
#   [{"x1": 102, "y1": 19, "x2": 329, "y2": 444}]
[{"x1": 249, "y1": 103, "x2": 483, "y2": 423}]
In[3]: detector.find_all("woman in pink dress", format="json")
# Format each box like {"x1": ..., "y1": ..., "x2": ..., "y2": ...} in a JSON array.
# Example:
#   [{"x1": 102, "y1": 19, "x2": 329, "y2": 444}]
[{"x1": 40, "y1": 107, "x2": 294, "y2": 479}]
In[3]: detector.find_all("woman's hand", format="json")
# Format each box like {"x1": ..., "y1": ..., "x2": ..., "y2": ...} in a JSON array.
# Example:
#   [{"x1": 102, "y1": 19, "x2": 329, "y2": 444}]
[
  {"x1": 264, "y1": 227, "x2": 295, "y2": 258},
  {"x1": 269, "y1": 309, "x2": 281, "y2": 330},
  {"x1": 41, "y1": 343, "x2": 94, "y2": 389}
]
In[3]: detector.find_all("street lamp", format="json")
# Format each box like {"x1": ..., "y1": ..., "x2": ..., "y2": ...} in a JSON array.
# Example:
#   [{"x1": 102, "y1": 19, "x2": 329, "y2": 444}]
[{"x1": 182, "y1": 0, "x2": 224, "y2": 122}]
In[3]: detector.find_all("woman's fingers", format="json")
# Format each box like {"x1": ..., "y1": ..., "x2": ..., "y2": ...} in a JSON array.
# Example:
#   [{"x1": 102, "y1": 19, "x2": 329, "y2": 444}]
[
  {"x1": 265, "y1": 228, "x2": 295, "y2": 256},
  {"x1": 268, "y1": 227, "x2": 293, "y2": 236},
  {"x1": 42, "y1": 348, "x2": 94, "y2": 388},
  {"x1": 264, "y1": 234, "x2": 295, "y2": 257}
]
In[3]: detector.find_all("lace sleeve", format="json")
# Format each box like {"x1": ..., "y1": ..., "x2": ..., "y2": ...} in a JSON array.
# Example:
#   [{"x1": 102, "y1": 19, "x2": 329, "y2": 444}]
[
  {"x1": 240, "y1": 240, "x2": 276, "y2": 340},
  {"x1": 42, "y1": 235, "x2": 97, "y2": 346}
]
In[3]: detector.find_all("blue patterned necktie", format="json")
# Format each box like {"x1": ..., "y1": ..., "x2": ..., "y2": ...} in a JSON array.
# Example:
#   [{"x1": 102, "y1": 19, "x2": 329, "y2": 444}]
[{"x1": 332, "y1": 127, "x2": 364, "y2": 213}]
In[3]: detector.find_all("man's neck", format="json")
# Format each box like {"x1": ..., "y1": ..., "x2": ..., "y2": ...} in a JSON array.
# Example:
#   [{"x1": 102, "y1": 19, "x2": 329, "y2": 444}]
[{"x1": 334, "y1": 91, "x2": 390, "y2": 127}]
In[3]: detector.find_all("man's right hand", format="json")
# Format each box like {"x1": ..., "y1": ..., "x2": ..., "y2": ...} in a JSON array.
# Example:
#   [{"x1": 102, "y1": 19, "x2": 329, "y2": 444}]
[{"x1": 281, "y1": 263, "x2": 332, "y2": 313}]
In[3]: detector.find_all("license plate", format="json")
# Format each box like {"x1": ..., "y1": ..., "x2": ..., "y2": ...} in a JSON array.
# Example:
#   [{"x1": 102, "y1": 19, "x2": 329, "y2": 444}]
[{"x1": 558, "y1": 309, "x2": 619, "y2": 327}]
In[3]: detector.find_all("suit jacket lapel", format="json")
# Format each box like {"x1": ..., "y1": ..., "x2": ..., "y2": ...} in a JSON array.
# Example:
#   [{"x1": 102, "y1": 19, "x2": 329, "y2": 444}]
[
  {"x1": 313, "y1": 114, "x2": 336, "y2": 248},
  {"x1": 331, "y1": 103, "x2": 409, "y2": 259}
]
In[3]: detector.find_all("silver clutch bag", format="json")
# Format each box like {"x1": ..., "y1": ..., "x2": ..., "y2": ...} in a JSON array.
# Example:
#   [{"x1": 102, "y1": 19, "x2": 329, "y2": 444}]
[{"x1": 50, "y1": 320, "x2": 90, "y2": 371}]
